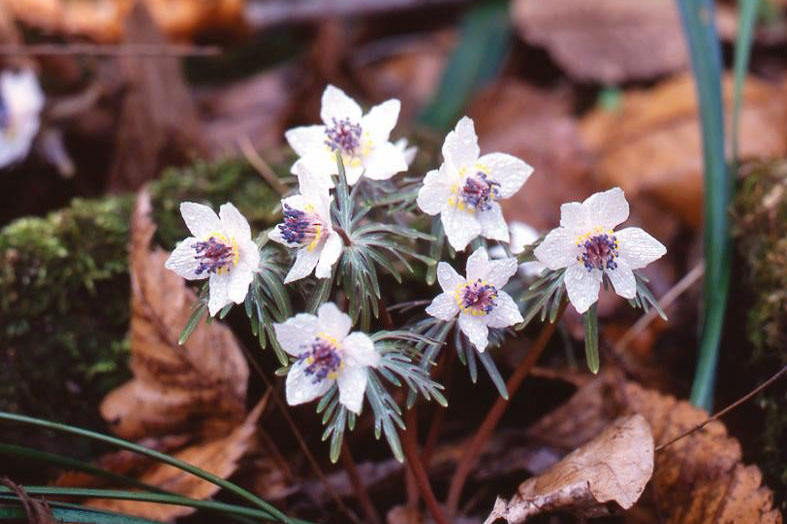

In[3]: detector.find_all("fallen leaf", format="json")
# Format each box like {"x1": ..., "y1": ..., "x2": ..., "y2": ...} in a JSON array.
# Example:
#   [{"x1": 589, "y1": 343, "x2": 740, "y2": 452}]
[
  {"x1": 526, "y1": 372, "x2": 783, "y2": 524},
  {"x1": 580, "y1": 74, "x2": 787, "y2": 227},
  {"x1": 468, "y1": 80, "x2": 594, "y2": 231},
  {"x1": 100, "y1": 189, "x2": 248, "y2": 441},
  {"x1": 5, "y1": 0, "x2": 243, "y2": 42},
  {"x1": 485, "y1": 415, "x2": 653, "y2": 523},
  {"x1": 511, "y1": 0, "x2": 687, "y2": 84},
  {"x1": 87, "y1": 398, "x2": 266, "y2": 521},
  {"x1": 107, "y1": 3, "x2": 204, "y2": 191}
]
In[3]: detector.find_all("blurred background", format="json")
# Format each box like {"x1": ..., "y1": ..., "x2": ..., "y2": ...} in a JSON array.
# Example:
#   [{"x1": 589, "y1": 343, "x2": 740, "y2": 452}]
[{"x1": 0, "y1": 0, "x2": 785, "y2": 522}]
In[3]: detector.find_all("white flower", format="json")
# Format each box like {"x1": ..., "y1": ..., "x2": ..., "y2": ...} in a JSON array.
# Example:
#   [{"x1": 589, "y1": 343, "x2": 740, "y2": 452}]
[
  {"x1": 165, "y1": 202, "x2": 260, "y2": 316},
  {"x1": 268, "y1": 163, "x2": 343, "y2": 283},
  {"x1": 274, "y1": 303, "x2": 380, "y2": 414},
  {"x1": 426, "y1": 247, "x2": 523, "y2": 352},
  {"x1": 489, "y1": 221, "x2": 546, "y2": 279},
  {"x1": 0, "y1": 69, "x2": 45, "y2": 168},
  {"x1": 533, "y1": 187, "x2": 667, "y2": 314},
  {"x1": 394, "y1": 137, "x2": 417, "y2": 166},
  {"x1": 285, "y1": 84, "x2": 408, "y2": 186},
  {"x1": 416, "y1": 116, "x2": 534, "y2": 252}
]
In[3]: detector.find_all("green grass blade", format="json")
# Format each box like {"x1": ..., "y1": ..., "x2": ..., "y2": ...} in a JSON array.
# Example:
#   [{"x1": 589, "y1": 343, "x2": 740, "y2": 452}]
[
  {"x1": 418, "y1": 0, "x2": 510, "y2": 131},
  {"x1": 0, "y1": 504, "x2": 162, "y2": 524},
  {"x1": 675, "y1": 0, "x2": 730, "y2": 410},
  {"x1": 732, "y1": 0, "x2": 761, "y2": 164},
  {"x1": 0, "y1": 411, "x2": 304, "y2": 524}
]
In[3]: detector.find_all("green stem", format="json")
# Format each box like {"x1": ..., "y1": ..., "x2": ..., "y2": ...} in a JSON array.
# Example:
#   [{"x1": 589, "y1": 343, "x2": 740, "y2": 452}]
[{"x1": 0, "y1": 411, "x2": 303, "y2": 524}]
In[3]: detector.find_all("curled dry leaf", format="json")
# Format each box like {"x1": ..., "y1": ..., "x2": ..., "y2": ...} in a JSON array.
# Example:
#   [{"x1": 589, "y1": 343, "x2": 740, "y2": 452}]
[
  {"x1": 580, "y1": 74, "x2": 787, "y2": 227},
  {"x1": 86, "y1": 398, "x2": 266, "y2": 521},
  {"x1": 511, "y1": 0, "x2": 687, "y2": 84},
  {"x1": 485, "y1": 415, "x2": 654, "y2": 524},
  {"x1": 526, "y1": 372, "x2": 782, "y2": 524},
  {"x1": 4, "y1": 0, "x2": 243, "y2": 42},
  {"x1": 100, "y1": 189, "x2": 248, "y2": 441}
]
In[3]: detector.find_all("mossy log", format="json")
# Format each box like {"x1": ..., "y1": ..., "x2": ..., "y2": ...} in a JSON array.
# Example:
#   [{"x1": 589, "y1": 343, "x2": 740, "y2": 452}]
[{"x1": 0, "y1": 158, "x2": 283, "y2": 447}]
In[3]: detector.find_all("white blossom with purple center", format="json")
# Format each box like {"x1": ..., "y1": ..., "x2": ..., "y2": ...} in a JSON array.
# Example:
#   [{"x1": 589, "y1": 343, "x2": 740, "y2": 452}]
[
  {"x1": 0, "y1": 69, "x2": 45, "y2": 168},
  {"x1": 416, "y1": 116, "x2": 534, "y2": 252},
  {"x1": 426, "y1": 247, "x2": 523, "y2": 352},
  {"x1": 165, "y1": 202, "x2": 260, "y2": 316},
  {"x1": 533, "y1": 187, "x2": 667, "y2": 314},
  {"x1": 274, "y1": 303, "x2": 380, "y2": 414},
  {"x1": 285, "y1": 85, "x2": 408, "y2": 186},
  {"x1": 268, "y1": 163, "x2": 343, "y2": 283}
]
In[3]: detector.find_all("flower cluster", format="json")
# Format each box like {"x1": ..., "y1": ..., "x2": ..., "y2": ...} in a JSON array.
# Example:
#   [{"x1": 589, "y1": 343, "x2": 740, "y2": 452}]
[{"x1": 165, "y1": 84, "x2": 667, "y2": 460}]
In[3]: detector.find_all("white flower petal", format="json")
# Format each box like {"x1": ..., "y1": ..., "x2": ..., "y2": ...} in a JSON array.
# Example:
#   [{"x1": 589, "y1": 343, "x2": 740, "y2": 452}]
[
  {"x1": 363, "y1": 141, "x2": 408, "y2": 181},
  {"x1": 487, "y1": 291, "x2": 523, "y2": 328},
  {"x1": 344, "y1": 162, "x2": 365, "y2": 186},
  {"x1": 207, "y1": 272, "x2": 231, "y2": 316},
  {"x1": 478, "y1": 202, "x2": 509, "y2": 243},
  {"x1": 395, "y1": 138, "x2": 417, "y2": 166},
  {"x1": 425, "y1": 291, "x2": 460, "y2": 321},
  {"x1": 317, "y1": 302, "x2": 353, "y2": 340},
  {"x1": 286, "y1": 360, "x2": 333, "y2": 406},
  {"x1": 315, "y1": 232, "x2": 342, "y2": 279},
  {"x1": 616, "y1": 227, "x2": 667, "y2": 269},
  {"x1": 285, "y1": 125, "x2": 327, "y2": 158},
  {"x1": 292, "y1": 156, "x2": 336, "y2": 187},
  {"x1": 321, "y1": 85, "x2": 363, "y2": 124},
  {"x1": 180, "y1": 202, "x2": 222, "y2": 239},
  {"x1": 564, "y1": 263, "x2": 602, "y2": 314},
  {"x1": 478, "y1": 152, "x2": 533, "y2": 199},
  {"x1": 274, "y1": 313, "x2": 320, "y2": 356},
  {"x1": 559, "y1": 202, "x2": 590, "y2": 232},
  {"x1": 436, "y1": 262, "x2": 465, "y2": 291},
  {"x1": 442, "y1": 205, "x2": 482, "y2": 252},
  {"x1": 0, "y1": 70, "x2": 44, "y2": 167},
  {"x1": 361, "y1": 99, "x2": 400, "y2": 142},
  {"x1": 416, "y1": 168, "x2": 453, "y2": 215},
  {"x1": 337, "y1": 364, "x2": 367, "y2": 414},
  {"x1": 295, "y1": 164, "x2": 334, "y2": 216},
  {"x1": 607, "y1": 258, "x2": 637, "y2": 299},
  {"x1": 509, "y1": 222, "x2": 540, "y2": 255},
  {"x1": 219, "y1": 202, "x2": 251, "y2": 241},
  {"x1": 442, "y1": 116, "x2": 480, "y2": 170},
  {"x1": 487, "y1": 257, "x2": 519, "y2": 289},
  {"x1": 227, "y1": 264, "x2": 255, "y2": 305},
  {"x1": 343, "y1": 332, "x2": 380, "y2": 368},
  {"x1": 164, "y1": 238, "x2": 202, "y2": 280},
  {"x1": 284, "y1": 244, "x2": 323, "y2": 283},
  {"x1": 458, "y1": 313, "x2": 490, "y2": 352},
  {"x1": 584, "y1": 187, "x2": 629, "y2": 230},
  {"x1": 268, "y1": 225, "x2": 288, "y2": 246},
  {"x1": 465, "y1": 247, "x2": 490, "y2": 282},
  {"x1": 534, "y1": 227, "x2": 579, "y2": 270}
]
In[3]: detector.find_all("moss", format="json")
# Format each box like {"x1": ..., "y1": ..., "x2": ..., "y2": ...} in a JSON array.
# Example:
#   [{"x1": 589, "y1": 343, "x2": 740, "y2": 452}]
[
  {"x1": 0, "y1": 157, "x2": 282, "y2": 450},
  {"x1": 731, "y1": 159, "x2": 787, "y2": 500}
]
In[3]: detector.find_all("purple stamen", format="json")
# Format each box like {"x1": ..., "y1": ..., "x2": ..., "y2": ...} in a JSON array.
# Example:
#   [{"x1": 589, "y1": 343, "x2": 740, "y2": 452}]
[
  {"x1": 299, "y1": 337, "x2": 343, "y2": 383},
  {"x1": 324, "y1": 117, "x2": 362, "y2": 156},
  {"x1": 578, "y1": 233, "x2": 619, "y2": 272},
  {"x1": 462, "y1": 279, "x2": 499, "y2": 314},
  {"x1": 278, "y1": 204, "x2": 324, "y2": 247},
  {"x1": 460, "y1": 173, "x2": 500, "y2": 211},
  {"x1": 194, "y1": 236, "x2": 236, "y2": 275}
]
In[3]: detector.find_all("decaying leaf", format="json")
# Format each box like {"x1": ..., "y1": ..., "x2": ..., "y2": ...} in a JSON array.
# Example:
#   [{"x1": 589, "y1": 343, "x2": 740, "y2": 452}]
[
  {"x1": 485, "y1": 415, "x2": 654, "y2": 524},
  {"x1": 526, "y1": 372, "x2": 783, "y2": 524},
  {"x1": 100, "y1": 189, "x2": 248, "y2": 440},
  {"x1": 5, "y1": 0, "x2": 243, "y2": 42},
  {"x1": 468, "y1": 80, "x2": 594, "y2": 230},
  {"x1": 86, "y1": 398, "x2": 266, "y2": 521},
  {"x1": 580, "y1": 74, "x2": 787, "y2": 226},
  {"x1": 511, "y1": 0, "x2": 687, "y2": 84}
]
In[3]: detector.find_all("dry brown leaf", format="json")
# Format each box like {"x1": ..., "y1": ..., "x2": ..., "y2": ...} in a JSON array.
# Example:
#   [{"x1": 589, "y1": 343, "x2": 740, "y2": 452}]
[
  {"x1": 511, "y1": 0, "x2": 687, "y2": 84},
  {"x1": 485, "y1": 415, "x2": 654, "y2": 524},
  {"x1": 468, "y1": 80, "x2": 595, "y2": 231},
  {"x1": 580, "y1": 74, "x2": 787, "y2": 227},
  {"x1": 86, "y1": 398, "x2": 265, "y2": 521},
  {"x1": 100, "y1": 189, "x2": 248, "y2": 441},
  {"x1": 5, "y1": 0, "x2": 243, "y2": 42},
  {"x1": 526, "y1": 372, "x2": 782, "y2": 524}
]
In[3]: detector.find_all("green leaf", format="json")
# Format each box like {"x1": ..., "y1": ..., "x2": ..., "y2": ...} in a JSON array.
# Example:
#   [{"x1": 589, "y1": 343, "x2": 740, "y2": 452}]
[
  {"x1": 583, "y1": 303, "x2": 600, "y2": 374},
  {"x1": 732, "y1": 0, "x2": 761, "y2": 164},
  {"x1": 178, "y1": 302, "x2": 207, "y2": 345},
  {"x1": 0, "y1": 504, "x2": 161, "y2": 524}
]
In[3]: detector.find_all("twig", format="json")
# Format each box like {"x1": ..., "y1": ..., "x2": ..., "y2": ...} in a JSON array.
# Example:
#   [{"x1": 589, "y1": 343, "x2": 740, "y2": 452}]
[
  {"x1": 400, "y1": 408, "x2": 450, "y2": 524},
  {"x1": 245, "y1": 0, "x2": 469, "y2": 29},
  {"x1": 656, "y1": 364, "x2": 787, "y2": 452},
  {"x1": 238, "y1": 136, "x2": 288, "y2": 196},
  {"x1": 405, "y1": 405, "x2": 419, "y2": 511},
  {"x1": 340, "y1": 443, "x2": 382, "y2": 524},
  {"x1": 0, "y1": 43, "x2": 220, "y2": 57},
  {"x1": 614, "y1": 262, "x2": 705, "y2": 353},
  {"x1": 444, "y1": 301, "x2": 567, "y2": 517}
]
